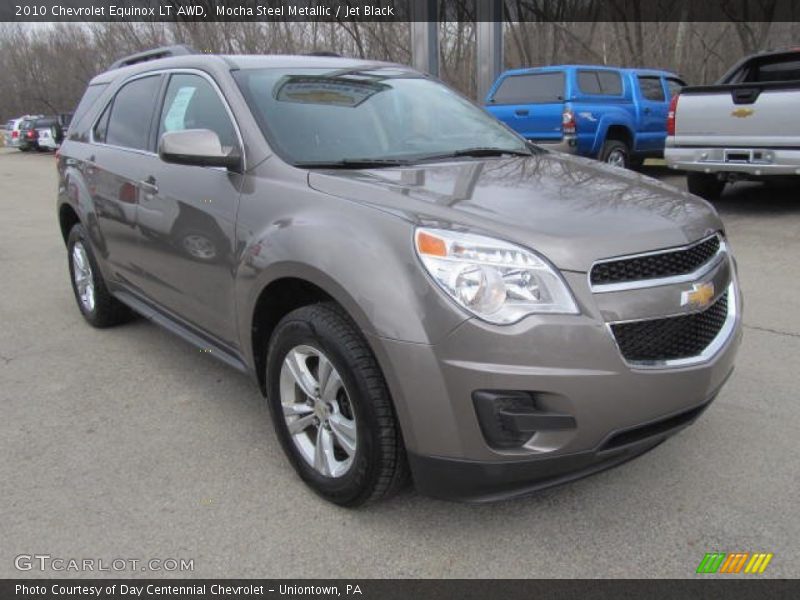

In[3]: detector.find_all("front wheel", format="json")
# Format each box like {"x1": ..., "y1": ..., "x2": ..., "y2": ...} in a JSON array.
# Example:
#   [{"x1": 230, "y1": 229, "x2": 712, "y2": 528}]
[
  {"x1": 266, "y1": 302, "x2": 408, "y2": 506},
  {"x1": 599, "y1": 139, "x2": 630, "y2": 169}
]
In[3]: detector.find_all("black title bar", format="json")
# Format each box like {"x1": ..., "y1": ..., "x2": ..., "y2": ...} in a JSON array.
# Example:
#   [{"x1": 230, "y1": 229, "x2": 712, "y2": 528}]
[
  {"x1": 2, "y1": 0, "x2": 800, "y2": 23},
  {"x1": 3, "y1": 579, "x2": 800, "y2": 600}
]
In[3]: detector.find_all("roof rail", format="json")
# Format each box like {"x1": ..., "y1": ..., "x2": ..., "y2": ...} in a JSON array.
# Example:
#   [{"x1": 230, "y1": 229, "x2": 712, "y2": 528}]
[{"x1": 109, "y1": 45, "x2": 197, "y2": 70}]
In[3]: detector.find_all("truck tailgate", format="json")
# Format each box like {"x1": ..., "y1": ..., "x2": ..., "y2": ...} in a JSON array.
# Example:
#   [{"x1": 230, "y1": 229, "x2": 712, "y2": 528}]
[{"x1": 675, "y1": 83, "x2": 800, "y2": 147}]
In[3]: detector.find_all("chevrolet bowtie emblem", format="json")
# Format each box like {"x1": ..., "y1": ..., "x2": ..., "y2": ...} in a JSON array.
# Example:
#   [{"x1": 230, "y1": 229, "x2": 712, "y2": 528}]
[
  {"x1": 731, "y1": 108, "x2": 755, "y2": 118},
  {"x1": 681, "y1": 282, "x2": 715, "y2": 309}
]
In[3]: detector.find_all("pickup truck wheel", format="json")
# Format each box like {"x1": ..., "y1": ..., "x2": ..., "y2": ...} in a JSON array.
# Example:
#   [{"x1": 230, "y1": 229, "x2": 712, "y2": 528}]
[
  {"x1": 67, "y1": 223, "x2": 134, "y2": 328},
  {"x1": 687, "y1": 173, "x2": 726, "y2": 199},
  {"x1": 600, "y1": 140, "x2": 630, "y2": 168},
  {"x1": 266, "y1": 302, "x2": 408, "y2": 506}
]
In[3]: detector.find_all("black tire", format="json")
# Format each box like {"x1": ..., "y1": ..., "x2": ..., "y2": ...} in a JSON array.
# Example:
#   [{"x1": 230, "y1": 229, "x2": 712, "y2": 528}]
[
  {"x1": 67, "y1": 223, "x2": 134, "y2": 328},
  {"x1": 599, "y1": 139, "x2": 630, "y2": 168},
  {"x1": 687, "y1": 172, "x2": 726, "y2": 199},
  {"x1": 628, "y1": 156, "x2": 645, "y2": 169},
  {"x1": 266, "y1": 302, "x2": 408, "y2": 506}
]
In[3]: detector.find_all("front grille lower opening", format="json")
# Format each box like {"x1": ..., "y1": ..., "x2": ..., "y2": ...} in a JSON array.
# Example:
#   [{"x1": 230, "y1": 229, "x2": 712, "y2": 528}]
[
  {"x1": 591, "y1": 235, "x2": 720, "y2": 286},
  {"x1": 610, "y1": 292, "x2": 728, "y2": 363}
]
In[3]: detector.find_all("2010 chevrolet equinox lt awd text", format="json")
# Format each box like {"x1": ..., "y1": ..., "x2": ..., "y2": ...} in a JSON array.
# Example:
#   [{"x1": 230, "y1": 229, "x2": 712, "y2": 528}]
[{"x1": 57, "y1": 47, "x2": 742, "y2": 505}]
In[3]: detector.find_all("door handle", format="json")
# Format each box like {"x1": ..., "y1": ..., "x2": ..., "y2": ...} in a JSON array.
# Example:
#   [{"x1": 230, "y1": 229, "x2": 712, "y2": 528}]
[
  {"x1": 140, "y1": 176, "x2": 158, "y2": 194},
  {"x1": 643, "y1": 107, "x2": 651, "y2": 114},
  {"x1": 515, "y1": 109, "x2": 529, "y2": 116}
]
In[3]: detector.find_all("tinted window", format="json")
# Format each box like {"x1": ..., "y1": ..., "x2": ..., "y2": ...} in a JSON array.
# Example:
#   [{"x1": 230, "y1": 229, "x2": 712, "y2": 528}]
[
  {"x1": 491, "y1": 72, "x2": 565, "y2": 104},
  {"x1": 578, "y1": 70, "x2": 623, "y2": 96},
  {"x1": 34, "y1": 118, "x2": 58, "y2": 127},
  {"x1": 93, "y1": 104, "x2": 111, "y2": 143},
  {"x1": 637, "y1": 76, "x2": 665, "y2": 101},
  {"x1": 157, "y1": 74, "x2": 237, "y2": 148},
  {"x1": 70, "y1": 83, "x2": 108, "y2": 131},
  {"x1": 105, "y1": 75, "x2": 161, "y2": 150},
  {"x1": 755, "y1": 58, "x2": 800, "y2": 82},
  {"x1": 666, "y1": 78, "x2": 685, "y2": 98}
]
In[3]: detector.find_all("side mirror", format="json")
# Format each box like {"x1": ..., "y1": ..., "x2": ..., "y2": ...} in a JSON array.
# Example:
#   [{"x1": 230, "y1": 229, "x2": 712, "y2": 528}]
[{"x1": 158, "y1": 129, "x2": 241, "y2": 171}]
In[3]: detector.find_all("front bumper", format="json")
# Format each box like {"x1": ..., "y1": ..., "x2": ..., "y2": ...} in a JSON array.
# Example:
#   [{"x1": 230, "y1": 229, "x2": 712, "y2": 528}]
[
  {"x1": 665, "y1": 144, "x2": 800, "y2": 176},
  {"x1": 408, "y1": 390, "x2": 721, "y2": 502},
  {"x1": 369, "y1": 263, "x2": 742, "y2": 502}
]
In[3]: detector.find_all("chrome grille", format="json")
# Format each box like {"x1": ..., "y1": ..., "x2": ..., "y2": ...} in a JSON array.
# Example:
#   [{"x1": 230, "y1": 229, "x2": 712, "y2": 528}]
[
  {"x1": 610, "y1": 292, "x2": 729, "y2": 363},
  {"x1": 591, "y1": 235, "x2": 721, "y2": 287}
]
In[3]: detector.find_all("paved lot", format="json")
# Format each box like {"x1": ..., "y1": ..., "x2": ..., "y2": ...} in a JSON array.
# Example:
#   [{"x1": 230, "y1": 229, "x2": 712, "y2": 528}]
[{"x1": 1, "y1": 148, "x2": 798, "y2": 578}]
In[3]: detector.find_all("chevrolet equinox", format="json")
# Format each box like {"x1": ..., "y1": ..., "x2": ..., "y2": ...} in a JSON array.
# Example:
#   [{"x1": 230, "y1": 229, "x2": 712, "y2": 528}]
[{"x1": 57, "y1": 47, "x2": 742, "y2": 505}]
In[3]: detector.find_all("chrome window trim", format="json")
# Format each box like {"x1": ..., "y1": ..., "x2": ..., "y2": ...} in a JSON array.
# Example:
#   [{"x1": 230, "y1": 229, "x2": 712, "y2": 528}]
[
  {"x1": 605, "y1": 278, "x2": 738, "y2": 370},
  {"x1": 89, "y1": 68, "x2": 246, "y2": 170},
  {"x1": 589, "y1": 233, "x2": 725, "y2": 293}
]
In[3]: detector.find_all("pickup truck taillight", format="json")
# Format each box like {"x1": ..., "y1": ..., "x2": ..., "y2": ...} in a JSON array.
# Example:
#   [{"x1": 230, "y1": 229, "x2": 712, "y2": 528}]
[
  {"x1": 11, "y1": 130, "x2": 18, "y2": 139},
  {"x1": 667, "y1": 94, "x2": 680, "y2": 136},
  {"x1": 562, "y1": 108, "x2": 576, "y2": 135}
]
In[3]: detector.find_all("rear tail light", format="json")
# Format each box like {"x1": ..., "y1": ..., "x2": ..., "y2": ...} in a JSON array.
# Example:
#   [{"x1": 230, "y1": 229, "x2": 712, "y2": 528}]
[
  {"x1": 562, "y1": 107, "x2": 576, "y2": 135},
  {"x1": 667, "y1": 94, "x2": 680, "y2": 136},
  {"x1": 26, "y1": 130, "x2": 35, "y2": 139},
  {"x1": 11, "y1": 130, "x2": 18, "y2": 139}
]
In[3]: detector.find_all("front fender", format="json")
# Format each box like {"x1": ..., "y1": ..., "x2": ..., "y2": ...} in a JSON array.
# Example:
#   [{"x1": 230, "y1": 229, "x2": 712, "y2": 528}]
[{"x1": 233, "y1": 184, "x2": 469, "y2": 370}]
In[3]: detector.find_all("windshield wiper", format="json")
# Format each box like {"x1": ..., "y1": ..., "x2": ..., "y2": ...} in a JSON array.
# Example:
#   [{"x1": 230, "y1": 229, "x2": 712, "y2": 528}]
[
  {"x1": 416, "y1": 147, "x2": 533, "y2": 162},
  {"x1": 295, "y1": 158, "x2": 413, "y2": 169}
]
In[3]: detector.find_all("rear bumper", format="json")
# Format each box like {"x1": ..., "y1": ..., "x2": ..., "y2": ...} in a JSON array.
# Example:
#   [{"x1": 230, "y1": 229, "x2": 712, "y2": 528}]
[
  {"x1": 665, "y1": 144, "x2": 800, "y2": 176},
  {"x1": 529, "y1": 135, "x2": 578, "y2": 154},
  {"x1": 408, "y1": 392, "x2": 719, "y2": 502}
]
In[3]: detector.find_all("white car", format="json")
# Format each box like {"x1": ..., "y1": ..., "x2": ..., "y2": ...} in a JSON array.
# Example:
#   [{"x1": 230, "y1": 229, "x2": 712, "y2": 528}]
[
  {"x1": 32, "y1": 117, "x2": 63, "y2": 151},
  {"x1": 4, "y1": 115, "x2": 43, "y2": 148}
]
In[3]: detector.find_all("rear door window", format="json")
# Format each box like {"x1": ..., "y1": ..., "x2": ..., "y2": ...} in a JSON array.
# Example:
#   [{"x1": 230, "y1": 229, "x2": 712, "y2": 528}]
[
  {"x1": 490, "y1": 72, "x2": 565, "y2": 104},
  {"x1": 104, "y1": 75, "x2": 161, "y2": 151},
  {"x1": 637, "y1": 76, "x2": 666, "y2": 101},
  {"x1": 578, "y1": 70, "x2": 623, "y2": 96}
]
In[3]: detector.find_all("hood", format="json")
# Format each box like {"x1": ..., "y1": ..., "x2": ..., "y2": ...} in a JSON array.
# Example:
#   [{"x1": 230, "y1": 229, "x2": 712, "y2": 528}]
[{"x1": 307, "y1": 152, "x2": 723, "y2": 272}]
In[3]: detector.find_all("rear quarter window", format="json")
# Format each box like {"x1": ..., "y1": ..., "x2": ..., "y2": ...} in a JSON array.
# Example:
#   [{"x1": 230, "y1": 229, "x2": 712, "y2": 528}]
[
  {"x1": 70, "y1": 83, "x2": 108, "y2": 132},
  {"x1": 637, "y1": 76, "x2": 666, "y2": 101},
  {"x1": 490, "y1": 72, "x2": 565, "y2": 104},
  {"x1": 577, "y1": 70, "x2": 623, "y2": 96}
]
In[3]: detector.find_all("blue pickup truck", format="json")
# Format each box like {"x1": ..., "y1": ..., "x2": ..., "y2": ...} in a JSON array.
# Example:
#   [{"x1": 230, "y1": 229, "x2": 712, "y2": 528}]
[{"x1": 485, "y1": 65, "x2": 685, "y2": 168}]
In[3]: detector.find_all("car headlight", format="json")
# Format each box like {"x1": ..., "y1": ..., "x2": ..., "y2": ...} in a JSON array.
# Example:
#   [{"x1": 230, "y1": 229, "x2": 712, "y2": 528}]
[{"x1": 414, "y1": 228, "x2": 579, "y2": 324}]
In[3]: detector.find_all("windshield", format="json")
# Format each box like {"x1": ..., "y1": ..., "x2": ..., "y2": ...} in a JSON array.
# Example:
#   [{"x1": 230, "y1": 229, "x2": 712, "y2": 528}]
[{"x1": 233, "y1": 67, "x2": 529, "y2": 166}]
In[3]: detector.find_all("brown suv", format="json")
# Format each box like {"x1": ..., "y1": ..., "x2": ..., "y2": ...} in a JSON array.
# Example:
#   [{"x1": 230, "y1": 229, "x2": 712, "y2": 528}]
[{"x1": 57, "y1": 46, "x2": 741, "y2": 505}]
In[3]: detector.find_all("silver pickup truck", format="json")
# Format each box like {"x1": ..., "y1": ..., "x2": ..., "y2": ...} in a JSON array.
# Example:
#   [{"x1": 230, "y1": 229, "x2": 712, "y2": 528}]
[{"x1": 665, "y1": 49, "x2": 800, "y2": 198}]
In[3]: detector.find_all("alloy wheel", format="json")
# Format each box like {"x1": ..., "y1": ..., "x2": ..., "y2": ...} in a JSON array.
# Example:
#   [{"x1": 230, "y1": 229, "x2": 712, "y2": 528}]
[
  {"x1": 279, "y1": 344, "x2": 357, "y2": 478},
  {"x1": 72, "y1": 241, "x2": 95, "y2": 312}
]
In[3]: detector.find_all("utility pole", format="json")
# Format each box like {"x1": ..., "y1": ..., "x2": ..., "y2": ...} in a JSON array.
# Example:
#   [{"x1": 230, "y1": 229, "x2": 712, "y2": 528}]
[
  {"x1": 476, "y1": 0, "x2": 504, "y2": 101},
  {"x1": 410, "y1": 0, "x2": 439, "y2": 77}
]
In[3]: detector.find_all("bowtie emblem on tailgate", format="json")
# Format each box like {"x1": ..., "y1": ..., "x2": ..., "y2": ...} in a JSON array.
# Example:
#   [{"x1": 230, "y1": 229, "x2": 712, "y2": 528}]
[
  {"x1": 731, "y1": 108, "x2": 755, "y2": 118},
  {"x1": 681, "y1": 282, "x2": 715, "y2": 309}
]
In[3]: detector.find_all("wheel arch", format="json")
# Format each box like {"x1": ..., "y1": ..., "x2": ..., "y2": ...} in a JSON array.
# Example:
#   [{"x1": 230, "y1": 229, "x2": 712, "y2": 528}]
[
  {"x1": 246, "y1": 266, "x2": 380, "y2": 396},
  {"x1": 58, "y1": 202, "x2": 81, "y2": 245}
]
